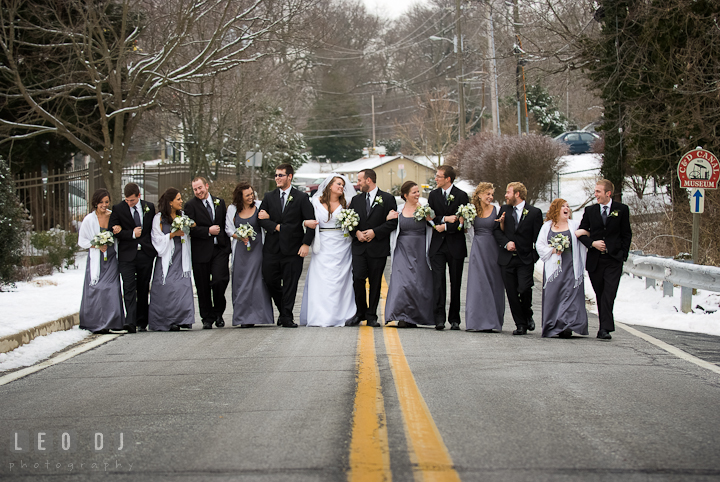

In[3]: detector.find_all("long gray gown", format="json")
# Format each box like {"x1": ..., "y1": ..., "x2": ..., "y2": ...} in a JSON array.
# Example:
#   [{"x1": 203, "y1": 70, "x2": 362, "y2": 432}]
[
  {"x1": 384, "y1": 213, "x2": 434, "y2": 326},
  {"x1": 541, "y1": 228, "x2": 589, "y2": 337},
  {"x1": 232, "y1": 209, "x2": 274, "y2": 326},
  {"x1": 79, "y1": 228, "x2": 125, "y2": 332},
  {"x1": 148, "y1": 222, "x2": 195, "y2": 331},
  {"x1": 465, "y1": 207, "x2": 505, "y2": 331}
]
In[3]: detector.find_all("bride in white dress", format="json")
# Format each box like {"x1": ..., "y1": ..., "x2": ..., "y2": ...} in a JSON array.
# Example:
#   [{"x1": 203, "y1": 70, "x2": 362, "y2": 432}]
[{"x1": 299, "y1": 174, "x2": 357, "y2": 327}]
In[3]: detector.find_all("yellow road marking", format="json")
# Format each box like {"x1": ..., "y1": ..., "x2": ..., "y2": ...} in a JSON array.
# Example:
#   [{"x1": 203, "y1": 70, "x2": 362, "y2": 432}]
[{"x1": 381, "y1": 275, "x2": 461, "y2": 482}]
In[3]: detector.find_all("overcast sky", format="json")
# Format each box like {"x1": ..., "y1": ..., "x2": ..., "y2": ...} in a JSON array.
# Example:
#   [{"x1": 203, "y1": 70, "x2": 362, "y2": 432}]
[{"x1": 362, "y1": 0, "x2": 427, "y2": 18}]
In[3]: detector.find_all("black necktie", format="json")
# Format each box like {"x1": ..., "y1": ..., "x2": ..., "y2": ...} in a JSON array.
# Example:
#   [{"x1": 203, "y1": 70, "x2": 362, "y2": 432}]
[
  {"x1": 602, "y1": 205, "x2": 608, "y2": 225},
  {"x1": 205, "y1": 199, "x2": 213, "y2": 219},
  {"x1": 366, "y1": 193, "x2": 371, "y2": 215},
  {"x1": 133, "y1": 206, "x2": 141, "y2": 227},
  {"x1": 281, "y1": 192, "x2": 286, "y2": 212},
  {"x1": 514, "y1": 208, "x2": 520, "y2": 225}
]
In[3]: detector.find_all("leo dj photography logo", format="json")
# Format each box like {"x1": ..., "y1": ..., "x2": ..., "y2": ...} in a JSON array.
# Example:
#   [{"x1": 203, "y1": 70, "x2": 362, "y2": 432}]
[{"x1": 9, "y1": 430, "x2": 133, "y2": 454}]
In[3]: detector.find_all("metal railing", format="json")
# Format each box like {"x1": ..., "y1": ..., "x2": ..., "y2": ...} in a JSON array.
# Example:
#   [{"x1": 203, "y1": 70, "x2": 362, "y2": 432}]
[{"x1": 623, "y1": 251, "x2": 720, "y2": 313}]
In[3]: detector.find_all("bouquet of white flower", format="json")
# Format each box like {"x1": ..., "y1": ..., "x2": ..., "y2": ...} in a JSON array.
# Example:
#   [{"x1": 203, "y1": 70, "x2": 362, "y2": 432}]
[
  {"x1": 335, "y1": 208, "x2": 359, "y2": 237},
  {"x1": 235, "y1": 224, "x2": 258, "y2": 251},
  {"x1": 549, "y1": 233, "x2": 570, "y2": 264},
  {"x1": 413, "y1": 205, "x2": 435, "y2": 222},
  {"x1": 91, "y1": 231, "x2": 115, "y2": 261},
  {"x1": 171, "y1": 214, "x2": 195, "y2": 243},
  {"x1": 455, "y1": 203, "x2": 478, "y2": 230}
]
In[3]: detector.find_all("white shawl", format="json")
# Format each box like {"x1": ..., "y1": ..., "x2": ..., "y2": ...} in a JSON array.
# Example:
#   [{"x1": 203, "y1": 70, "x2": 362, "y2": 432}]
[
  {"x1": 78, "y1": 210, "x2": 116, "y2": 286},
  {"x1": 536, "y1": 218, "x2": 587, "y2": 288},
  {"x1": 389, "y1": 203, "x2": 433, "y2": 269},
  {"x1": 225, "y1": 200, "x2": 264, "y2": 272},
  {"x1": 151, "y1": 212, "x2": 191, "y2": 285}
]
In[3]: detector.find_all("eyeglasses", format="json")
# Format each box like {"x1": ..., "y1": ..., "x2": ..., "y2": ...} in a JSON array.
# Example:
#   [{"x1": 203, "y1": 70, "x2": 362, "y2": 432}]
[{"x1": 274, "y1": 173, "x2": 287, "y2": 178}]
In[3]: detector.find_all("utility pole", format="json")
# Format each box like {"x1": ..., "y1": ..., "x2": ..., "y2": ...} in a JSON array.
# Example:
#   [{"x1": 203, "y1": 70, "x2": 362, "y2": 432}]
[
  {"x1": 371, "y1": 95, "x2": 376, "y2": 150},
  {"x1": 512, "y1": 0, "x2": 527, "y2": 135},
  {"x1": 486, "y1": 0, "x2": 500, "y2": 135},
  {"x1": 455, "y1": 0, "x2": 466, "y2": 140}
]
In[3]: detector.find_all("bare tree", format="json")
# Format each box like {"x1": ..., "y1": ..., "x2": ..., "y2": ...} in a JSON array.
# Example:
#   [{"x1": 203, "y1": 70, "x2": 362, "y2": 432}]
[{"x1": 395, "y1": 89, "x2": 456, "y2": 166}]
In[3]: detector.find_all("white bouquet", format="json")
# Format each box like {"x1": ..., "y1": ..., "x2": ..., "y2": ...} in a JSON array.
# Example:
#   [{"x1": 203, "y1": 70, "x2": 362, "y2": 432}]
[
  {"x1": 171, "y1": 214, "x2": 195, "y2": 243},
  {"x1": 235, "y1": 224, "x2": 258, "y2": 251},
  {"x1": 91, "y1": 231, "x2": 115, "y2": 261},
  {"x1": 549, "y1": 233, "x2": 571, "y2": 264},
  {"x1": 413, "y1": 205, "x2": 435, "y2": 222},
  {"x1": 455, "y1": 203, "x2": 478, "y2": 231},
  {"x1": 335, "y1": 208, "x2": 359, "y2": 237}
]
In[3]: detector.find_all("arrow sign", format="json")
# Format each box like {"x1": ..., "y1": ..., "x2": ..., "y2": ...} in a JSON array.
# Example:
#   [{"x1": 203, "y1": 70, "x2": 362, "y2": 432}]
[{"x1": 690, "y1": 188, "x2": 704, "y2": 214}]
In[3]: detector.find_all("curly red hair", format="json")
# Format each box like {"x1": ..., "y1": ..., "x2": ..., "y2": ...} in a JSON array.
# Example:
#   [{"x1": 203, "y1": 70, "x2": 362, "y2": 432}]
[{"x1": 545, "y1": 198, "x2": 571, "y2": 224}]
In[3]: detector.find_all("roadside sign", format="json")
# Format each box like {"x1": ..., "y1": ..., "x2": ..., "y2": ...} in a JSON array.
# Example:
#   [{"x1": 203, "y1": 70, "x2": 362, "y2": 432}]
[
  {"x1": 690, "y1": 188, "x2": 704, "y2": 214},
  {"x1": 398, "y1": 163, "x2": 404, "y2": 170},
  {"x1": 677, "y1": 148, "x2": 719, "y2": 189},
  {"x1": 246, "y1": 151, "x2": 263, "y2": 167}
]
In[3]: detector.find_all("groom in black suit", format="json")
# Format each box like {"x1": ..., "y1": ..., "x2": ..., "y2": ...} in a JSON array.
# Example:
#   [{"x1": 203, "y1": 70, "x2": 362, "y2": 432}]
[
  {"x1": 258, "y1": 163, "x2": 315, "y2": 328},
  {"x1": 577, "y1": 179, "x2": 632, "y2": 340},
  {"x1": 493, "y1": 182, "x2": 542, "y2": 335},
  {"x1": 428, "y1": 165, "x2": 469, "y2": 330},
  {"x1": 109, "y1": 183, "x2": 157, "y2": 333},
  {"x1": 346, "y1": 169, "x2": 397, "y2": 327},
  {"x1": 184, "y1": 177, "x2": 231, "y2": 330}
]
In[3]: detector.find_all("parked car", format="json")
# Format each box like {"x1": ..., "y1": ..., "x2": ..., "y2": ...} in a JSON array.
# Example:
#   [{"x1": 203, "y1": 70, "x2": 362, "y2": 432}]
[{"x1": 554, "y1": 131, "x2": 599, "y2": 155}]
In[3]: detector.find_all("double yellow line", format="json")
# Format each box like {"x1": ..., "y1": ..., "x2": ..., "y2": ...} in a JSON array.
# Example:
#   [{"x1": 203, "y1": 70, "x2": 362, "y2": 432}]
[{"x1": 348, "y1": 277, "x2": 460, "y2": 482}]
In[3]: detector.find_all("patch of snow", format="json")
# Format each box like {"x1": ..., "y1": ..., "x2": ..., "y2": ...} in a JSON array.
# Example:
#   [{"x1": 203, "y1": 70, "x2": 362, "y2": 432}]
[{"x1": 0, "y1": 326, "x2": 90, "y2": 372}]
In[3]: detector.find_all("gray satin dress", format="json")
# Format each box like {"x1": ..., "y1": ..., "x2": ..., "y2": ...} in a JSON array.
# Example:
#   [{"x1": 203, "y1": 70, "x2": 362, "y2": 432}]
[
  {"x1": 541, "y1": 229, "x2": 589, "y2": 337},
  {"x1": 232, "y1": 209, "x2": 274, "y2": 326},
  {"x1": 79, "y1": 228, "x2": 125, "y2": 332},
  {"x1": 148, "y1": 222, "x2": 195, "y2": 331},
  {"x1": 384, "y1": 213, "x2": 434, "y2": 326},
  {"x1": 465, "y1": 207, "x2": 505, "y2": 331}
]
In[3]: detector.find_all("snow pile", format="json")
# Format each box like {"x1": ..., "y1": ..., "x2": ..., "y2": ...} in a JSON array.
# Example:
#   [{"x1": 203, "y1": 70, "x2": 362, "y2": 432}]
[{"x1": 0, "y1": 326, "x2": 90, "y2": 371}]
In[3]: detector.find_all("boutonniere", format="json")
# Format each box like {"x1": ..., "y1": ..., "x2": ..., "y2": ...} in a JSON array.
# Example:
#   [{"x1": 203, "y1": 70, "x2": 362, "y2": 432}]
[
  {"x1": 372, "y1": 196, "x2": 383, "y2": 207},
  {"x1": 609, "y1": 210, "x2": 619, "y2": 217},
  {"x1": 447, "y1": 194, "x2": 455, "y2": 203},
  {"x1": 213, "y1": 198, "x2": 220, "y2": 207},
  {"x1": 522, "y1": 208, "x2": 528, "y2": 218},
  {"x1": 143, "y1": 204, "x2": 150, "y2": 214},
  {"x1": 287, "y1": 195, "x2": 294, "y2": 204}
]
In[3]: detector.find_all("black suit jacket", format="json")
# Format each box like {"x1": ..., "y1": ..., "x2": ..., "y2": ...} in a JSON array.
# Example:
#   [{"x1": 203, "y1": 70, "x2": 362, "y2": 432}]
[
  {"x1": 577, "y1": 201, "x2": 632, "y2": 271},
  {"x1": 428, "y1": 185, "x2": 470, "y2": 259},
  {"x1": 349, "y1": 189, "x2": 398, "y2": 258},
  {"x1": 185, "y1": 195, "x2": 231, "y2": 263},
  {"x1": 109, "y1": 200, "x2": 157, "y2": 262},
  {"x1": 493, "y1": 203, "x2": 542, "y2": 266},
  {"x1": 259, "y1": 187, "x2": 315, "y2": 256}
]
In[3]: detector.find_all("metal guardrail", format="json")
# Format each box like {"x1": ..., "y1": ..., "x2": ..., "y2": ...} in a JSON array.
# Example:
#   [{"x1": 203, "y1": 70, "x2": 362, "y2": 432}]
[{"x1": 623, "y1": 252, "x2": 720, "y2": 313}]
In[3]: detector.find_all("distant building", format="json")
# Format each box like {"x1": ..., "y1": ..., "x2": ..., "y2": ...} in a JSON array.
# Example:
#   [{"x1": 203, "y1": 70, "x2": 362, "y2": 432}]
[{"x1": 334, "y1": 154, "x2": 437, "y2": 193}]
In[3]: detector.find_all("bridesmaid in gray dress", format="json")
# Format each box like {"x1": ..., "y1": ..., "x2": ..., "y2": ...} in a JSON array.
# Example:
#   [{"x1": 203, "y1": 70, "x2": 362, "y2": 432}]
[
  {"x1": 537, "y1": 198, "x2": 589, "y2": 338},
  {"x1": 77, "y1": 189, "x2": 125, "y2": 333},
  {"x1": 148, "y1": 188, "x2": 195, "y2": 331},
  {"x1": 384, "y1": 181, "x2": 434, "y2": 327},
  {"x1": 464, "y1": 183, "x2": 505, "y2": 331},
  {"x1": 225, "y1": 182, "x2": 274, "y2": 327}
]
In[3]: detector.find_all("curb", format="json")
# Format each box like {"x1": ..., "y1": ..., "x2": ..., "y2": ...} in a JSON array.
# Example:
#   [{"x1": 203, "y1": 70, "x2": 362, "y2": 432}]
[{"x1": 0, "y1": 313, "x2": 79, "y2": 354}]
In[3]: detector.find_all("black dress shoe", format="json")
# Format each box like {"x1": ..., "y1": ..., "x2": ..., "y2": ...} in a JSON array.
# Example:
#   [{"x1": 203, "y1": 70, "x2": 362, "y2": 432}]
[
  {"x1": 93, "y1": 329, "x2": 110, "y2": 335},
  {"x1": 513, "y1": 327, "x2": 528, "y2": 335},
  {"x1": 450, "y1": 322, "x2": 460, "y2": 330},
  {"x1": 169, "y1": 325, "x2": 180, "y2": 332},
  {"x1": 123, "y1": 325, "x2": 136, "y2": 334},
  {"x1": 180, "y1": 324, "x2": 193, "y2": 330},
  {"x1": 240, "y1": 324, "x2": 254, "y2": 328},
  {"x1": 138, "y1": 326, "x2": 148, "y2": 332},
  {"x1": 281, "y1": 321, "x2": 298, "y2": 328},
  {"x1": 202, "y1": 321, "x2": 213, "y2": 330},
  {"x1": 435, "y1": 323, "x2": 445, "y2": 331},
  {"x1": 479, "y1": 329, "x2": 495, "y2": 333},
  {"x1": 215, "y1": 317, "x2": 225, "y2": 328},
  {"x1": 558, "y1": 328, "x2": 572, "y2": 339},
  {"x1": 597, "y1": 329, "x2": 612, "y2": 340},
  {"x1": 345, "y1": 315, "x2": 362, "y2": 327},
  {"x1": 527, "y1": 319, "x2": 536, "y2": 331},
  {"x1": 366, "y1": 319, "x2": 381, "y2": 327}
]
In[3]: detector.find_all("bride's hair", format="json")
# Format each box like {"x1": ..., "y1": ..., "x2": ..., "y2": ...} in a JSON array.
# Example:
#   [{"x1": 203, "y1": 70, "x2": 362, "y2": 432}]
[{"x1": 319, "y1": 176, "x2": 347, "y2": 221}]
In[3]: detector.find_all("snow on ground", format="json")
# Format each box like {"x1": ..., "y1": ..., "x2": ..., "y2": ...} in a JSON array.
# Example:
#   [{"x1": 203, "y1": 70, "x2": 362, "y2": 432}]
[
  {"x1": 0, "y1": 252, "x2": 86, "y2": 338},
  {"x1": 0, "y1": 326, "x2": 90, "y2": 372}
]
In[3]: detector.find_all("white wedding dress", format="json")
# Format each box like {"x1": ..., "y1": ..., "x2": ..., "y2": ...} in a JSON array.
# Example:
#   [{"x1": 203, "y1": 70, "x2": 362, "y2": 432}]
[{"x1": 299, "y1": 198, "x2": 356, "y2": 327}]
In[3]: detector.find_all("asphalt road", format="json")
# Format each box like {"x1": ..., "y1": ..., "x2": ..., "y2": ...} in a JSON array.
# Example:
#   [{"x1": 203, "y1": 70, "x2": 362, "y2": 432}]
[{"x1": 2, "y1": 256, "x2": 720, "y2": 481}]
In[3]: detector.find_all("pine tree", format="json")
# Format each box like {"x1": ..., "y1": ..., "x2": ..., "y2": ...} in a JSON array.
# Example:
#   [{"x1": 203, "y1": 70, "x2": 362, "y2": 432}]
[{"x1": 0, "y1": 158, "x2": 27, "y2": 288}]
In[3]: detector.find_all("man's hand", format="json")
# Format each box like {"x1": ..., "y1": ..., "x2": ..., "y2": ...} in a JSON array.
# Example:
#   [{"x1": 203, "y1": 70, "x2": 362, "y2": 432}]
[
  {"x1": 444, "y1": 215, "x2": 458, "y2": 224},
  {"x1": 209, "y1": 225, "x2": 220, "y2": 236},
  {"x1": 364, "y1": 229, "x2": 375, "y2": 241},
  {"x1": 506, "y1": 241, "x2": 517, "y2": 252},
  {"x1": 275, "y1": 224, "x2": 281, "y2": 232},
  {"x1": 298, "y1": 244, "x2": 310, "y2": 257},
  {"x1": 133, "y1": 226, "x2": 142, "y2": 238},
  {"x1": 112, "y1": 225, "x2": 121, "y2": 235},
  {"x1": 98, "y1": 245, "x2": 108, "y2": 253},
  {"x1": 435, "y1": 223, "x2": 446, "y2": 233},
  {"x1": 592, "y1": 240, "x2": 606, "y2": 252},
  {"x1": 356, "y1": 231, "x2": 367, "y2": 242}
]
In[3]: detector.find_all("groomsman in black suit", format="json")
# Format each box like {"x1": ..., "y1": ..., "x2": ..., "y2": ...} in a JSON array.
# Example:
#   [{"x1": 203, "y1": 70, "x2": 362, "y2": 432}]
[
  {"x1": 577, "y1": 179, "x2": 632, "y2": 340},
  {"x1": 346, "y1": 169, "x2": 398, "y2": 327},
  {"x1": 258, "y1": 163, "x2": 315, "y2": 328},
  {"x1": 184, "y1": 177, "x2": 231, "y2": 330},
  {"x1": 428, "y1": 165, "x2": 469, "y2": 330},
  {"x1": 109, "y1": 183, "x2": 157, "y2": 333},
  {"x1": 493, "y1": 182, "x2": 542, "y2": 335}
]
